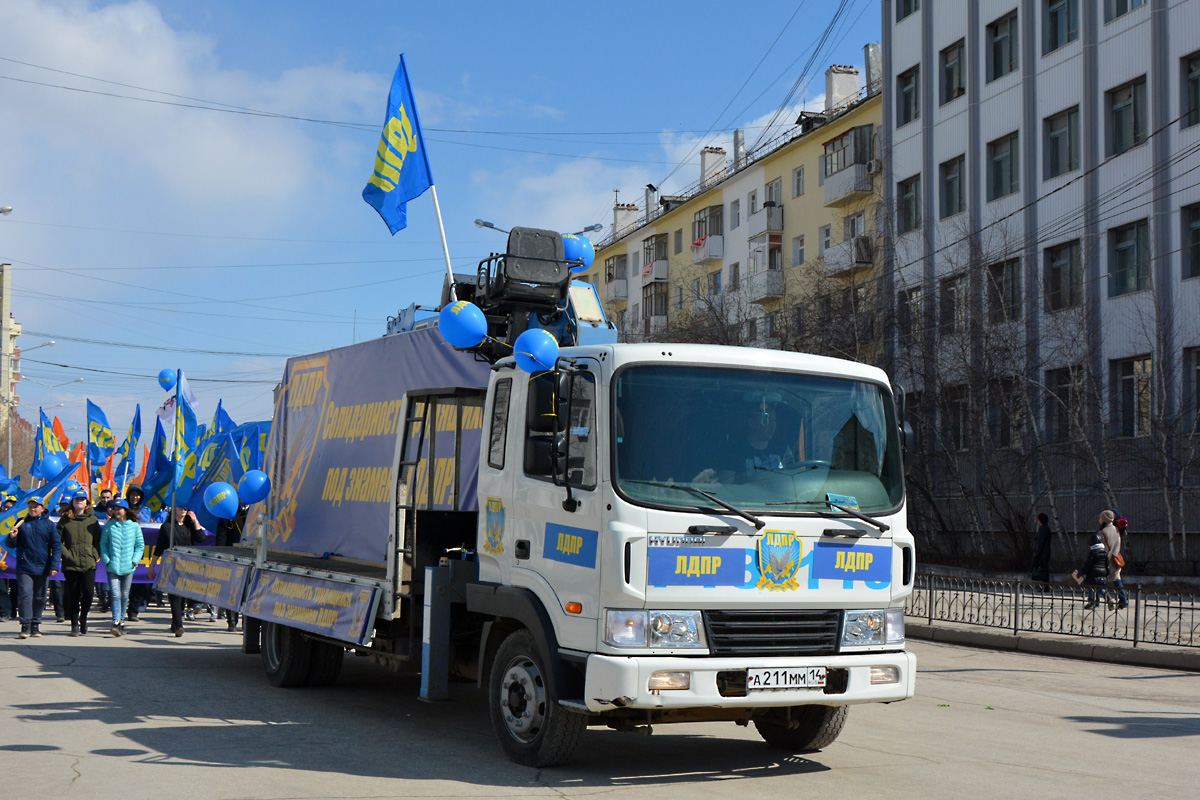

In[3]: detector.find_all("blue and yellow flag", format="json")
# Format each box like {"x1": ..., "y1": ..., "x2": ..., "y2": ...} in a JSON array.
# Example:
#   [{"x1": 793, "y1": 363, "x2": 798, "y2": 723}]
[
  {"x1": 171, "y1": 372, "x2": 199, "y2": 505},
  {"x1": 146, "y1": 416, "x2": 171, "y2": 480},
  {"x1": 114, "y1": 404, "x2": 141, "y2": 482},
  {"x1": 87, "y1": 400, "x2": 115, "y2": 467},
  {"x1": 362, "y1": 54, "x2": 434, "y2": 235},
  {"x1": 211, "y1": 399, "x2": 236, "y2": 437},
  {"x1": 40, "y1": 409, "x2": 65, "y2": 456},
  {"x1": 0, "y1": 461, "x2": 79, "y2": 577}
]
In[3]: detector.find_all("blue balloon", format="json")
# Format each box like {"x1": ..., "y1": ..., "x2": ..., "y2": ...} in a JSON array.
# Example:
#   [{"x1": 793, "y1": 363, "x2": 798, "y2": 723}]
[
  {"x1": 438, "y1": 301, "x2": 488, "y2": 349},
  {"x1": 158, "y1": 368, "x2": 177, "y2": 392},
  {"x1": 237, "y1": 470, "x2": 271, "y2": 504},
  {"x1": 577, "y1": 236, "x2": 595, "y2": 270},
  {"x1": 203, "y1": 481, "x2": 240, "y2": 520},
  {"x1": 562, "y1": 234, "x2": 596, "y2": 273},
  {"x1": 513, "y1": 328, "x2": 559, "y2": 373},
  {"x1": 39, "y1": 453, "x2": 65, "y2": 480}
]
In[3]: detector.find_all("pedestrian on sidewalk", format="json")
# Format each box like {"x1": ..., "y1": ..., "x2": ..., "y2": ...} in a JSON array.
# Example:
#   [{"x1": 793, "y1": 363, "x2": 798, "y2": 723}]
[
  {"x1": 47, "y1": 499, "x2": 69, "y2": 624},
  {"x1": 123, "y1": 485, "x2": 150, "y2": 621},
  {"x1": 58, "y1": 491, "x2": 102, "y2": 636},
  {"x1": 1099, "y1": 510, "x2": 1128, "y2": 610},
  {"x1": 6, "y1": 498, "x2": 61, "y2": 638},
  {"x1": 1031, "y1": 513, "x2": 1052, "y2": 583},
  {"x1": 148, "y1": 506, "x2": 204, "y2": 637},
  {"x1": 1077, "y1": 528, "x2": 1109, "y2": 611},
  {"x1": 99, "y1": 500, "x2": 143, "y2": 637}
]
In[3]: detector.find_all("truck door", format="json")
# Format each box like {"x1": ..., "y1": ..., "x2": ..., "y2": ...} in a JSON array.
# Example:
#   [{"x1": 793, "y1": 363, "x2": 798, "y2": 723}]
[{"x1": 509, "y1": 368, "x2": 601, "y2": 652}]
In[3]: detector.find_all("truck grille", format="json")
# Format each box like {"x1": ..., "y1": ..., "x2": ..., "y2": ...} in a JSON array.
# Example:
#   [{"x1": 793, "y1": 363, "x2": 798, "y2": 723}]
[{"x1": 703, "y1": 610, "x2": 841, "y2": 657}]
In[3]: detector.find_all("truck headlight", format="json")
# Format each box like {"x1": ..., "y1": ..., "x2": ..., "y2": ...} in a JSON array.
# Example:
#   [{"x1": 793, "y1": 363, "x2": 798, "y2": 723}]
[
  {"x1": 604, "y1": 610, "x2": 706, "y2": 649},
  {"x1": 842, "y1": 609, "x2": 905, "y2": 648}
]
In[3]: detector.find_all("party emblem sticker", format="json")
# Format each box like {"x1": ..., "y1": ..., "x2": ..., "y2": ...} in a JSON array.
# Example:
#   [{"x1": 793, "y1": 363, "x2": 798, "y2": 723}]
[{"x1": 757, "y1": 531, "x2": 802, "y2": 591}]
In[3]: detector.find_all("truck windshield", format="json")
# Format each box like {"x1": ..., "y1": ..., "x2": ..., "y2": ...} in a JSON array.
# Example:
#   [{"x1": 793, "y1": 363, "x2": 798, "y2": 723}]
[{"x1": 613, "y1": 365, "x2": 904, "y2": 515}]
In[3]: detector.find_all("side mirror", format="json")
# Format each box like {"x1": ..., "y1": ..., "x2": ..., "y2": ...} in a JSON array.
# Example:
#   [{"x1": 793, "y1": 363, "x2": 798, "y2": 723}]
[
  {"x1": 524, "y1": 434, "x2": 565, "y2": 477},
  {"x1": 901, "y1": 421, "x2": 916, "y2": 475}
]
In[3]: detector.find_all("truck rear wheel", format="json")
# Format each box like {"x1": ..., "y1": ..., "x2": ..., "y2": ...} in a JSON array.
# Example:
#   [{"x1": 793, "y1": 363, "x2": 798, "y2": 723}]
[
  {"x1": 306, "y1": 640, "x2": 345, "y2": 687},
  {"x1": 261, "y1": 622, "x2": 313, "y2": 688},
  {"x1": 489, "y1": 629, "x2": 585, "y2": 767},
  {"x1": 754, "y1": 705, "x2": 848, "y2": 752}
]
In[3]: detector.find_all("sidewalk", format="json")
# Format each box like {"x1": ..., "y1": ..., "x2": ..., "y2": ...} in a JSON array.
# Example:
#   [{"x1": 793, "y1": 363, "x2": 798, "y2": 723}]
[{"x1": 908, "y1": 619, "x2": 1200, "y2": 672}]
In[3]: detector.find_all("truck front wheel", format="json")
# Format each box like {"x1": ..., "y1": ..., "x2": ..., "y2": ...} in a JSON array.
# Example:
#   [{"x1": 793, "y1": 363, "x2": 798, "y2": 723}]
[
  {"x1": 261, "y1": 622, "x2": 313, "y2": 687},
  {"x1": 754, "y1": 705, "x2": 848, "y2": 752},
  {"x1": 488, "y1": 629, "x2": 585, "y2": 767}
]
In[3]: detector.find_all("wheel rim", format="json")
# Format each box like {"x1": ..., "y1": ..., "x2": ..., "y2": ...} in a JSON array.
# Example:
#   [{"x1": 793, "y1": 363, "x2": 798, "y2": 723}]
[
  {"x1": 498, "y1": 654, "x2": 547, "y2": 743},
  {"x1": 263, "y1": 623, "x2": 282, "y2": 672}
]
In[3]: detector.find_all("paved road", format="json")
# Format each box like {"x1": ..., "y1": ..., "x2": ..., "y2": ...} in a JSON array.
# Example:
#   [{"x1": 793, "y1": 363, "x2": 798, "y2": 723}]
[{"x1": 2, "y1": 608, "x2": 1199, "y2": 799}]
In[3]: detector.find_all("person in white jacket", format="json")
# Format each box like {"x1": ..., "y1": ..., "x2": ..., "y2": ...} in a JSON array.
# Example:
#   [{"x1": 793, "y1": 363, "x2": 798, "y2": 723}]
[{"x1": 99, "y1": 501, "x2": 144, "y2": 636}]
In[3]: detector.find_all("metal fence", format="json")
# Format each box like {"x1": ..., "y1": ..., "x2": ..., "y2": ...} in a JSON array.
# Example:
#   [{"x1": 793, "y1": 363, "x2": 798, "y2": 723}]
[{"x1": 905, "y1": 573, "x2": 1200, "y2": 648}]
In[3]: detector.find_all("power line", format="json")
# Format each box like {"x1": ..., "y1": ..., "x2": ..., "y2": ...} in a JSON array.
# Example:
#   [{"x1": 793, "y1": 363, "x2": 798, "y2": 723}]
[
  {"x1": 20, "y1": 329, "x2": 294, "y2": 358},
  {"x1": 22, "y1": 357, "x2": 278, "y2": 384}
]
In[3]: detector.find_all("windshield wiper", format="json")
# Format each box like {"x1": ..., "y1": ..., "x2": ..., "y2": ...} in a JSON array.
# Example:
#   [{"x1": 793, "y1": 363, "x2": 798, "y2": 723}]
[
  {"x1": 625, "y1": 480, "x2": 766, "y2": 530},
  {"x1": 762, "y1": 499, "x2": 890, "y2": 533}
]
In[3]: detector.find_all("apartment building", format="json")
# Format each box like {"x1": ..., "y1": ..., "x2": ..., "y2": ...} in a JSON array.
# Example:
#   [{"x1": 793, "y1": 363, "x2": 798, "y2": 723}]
[
  {"x1": 882, "y1": 0, "x2": 1200, "y2": 555},
  {"x1": 584, "y1": 56, "x2": 884, "y2": 361}
]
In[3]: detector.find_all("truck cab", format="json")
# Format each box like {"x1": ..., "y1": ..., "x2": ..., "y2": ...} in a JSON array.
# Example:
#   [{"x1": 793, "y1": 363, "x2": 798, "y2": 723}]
[{"x1": 471, "y1": 340, "x2": 915, "y2": 764}]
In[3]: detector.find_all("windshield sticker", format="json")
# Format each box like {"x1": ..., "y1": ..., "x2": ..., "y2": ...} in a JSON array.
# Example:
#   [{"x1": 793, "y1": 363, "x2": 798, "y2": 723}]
[
  {"x1": 482, "y1": 497, "x2": 505, "y2": 555},
  {"x1": 825, "y1": 493, "x2": 860, "y2": 510},
  {"x1": 756, "y1": 531, "x2": 802, "y2": 591},
  {"x1": 543, "y1": 523, "x2": 598, "y2": 569},
  {"x1": 648, "y1": 547, "x2": 750, "y2": 586},
  {"x1": 812, "y1": 541, "x2": 891, "y2": 583}
]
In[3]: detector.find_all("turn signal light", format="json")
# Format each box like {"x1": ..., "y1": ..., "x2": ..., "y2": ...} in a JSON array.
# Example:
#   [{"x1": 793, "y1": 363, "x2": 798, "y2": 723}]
[{"x1": 565, "y1": 602, "x2": 582, "y2": 614}]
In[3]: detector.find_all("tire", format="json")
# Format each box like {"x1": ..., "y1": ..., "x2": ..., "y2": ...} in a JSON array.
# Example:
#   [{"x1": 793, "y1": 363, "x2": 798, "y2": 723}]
[
  {"x1": 306, "y1": 640, "x2": 345, "y2": 687},
  {"x1": 261, "y1": 622, "x2": 313, "y2": 688},
  {"x1": 754, "y1": 705, "x2": 848, "y2": 752},
  {"x1": 488, "y1": 629, "x2": 586, "y2": 767}
]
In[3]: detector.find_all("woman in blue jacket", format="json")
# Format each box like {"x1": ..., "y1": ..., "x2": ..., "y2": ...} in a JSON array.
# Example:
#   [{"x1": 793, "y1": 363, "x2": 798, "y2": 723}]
[
  {"x1": 99, "y1": 501, "x2": 143, "y2": 636},
  {"x1": 6, "y1": 497, "x2": 61, "y2": 639}
]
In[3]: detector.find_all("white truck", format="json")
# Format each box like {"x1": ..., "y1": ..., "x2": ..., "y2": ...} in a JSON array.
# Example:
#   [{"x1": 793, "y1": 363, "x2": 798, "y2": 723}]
[{"x1": 159, "y1": 227, "x2": 916, "y2": 767}]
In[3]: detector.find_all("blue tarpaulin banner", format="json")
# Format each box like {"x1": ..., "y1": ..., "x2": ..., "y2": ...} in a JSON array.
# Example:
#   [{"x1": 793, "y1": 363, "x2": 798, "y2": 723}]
[
  {"x1": 153, "y1": 550, "x2": 250, "y2": 609},
  {"x1": 242, "y1": 570, "x2": 380, "y2": 645}
]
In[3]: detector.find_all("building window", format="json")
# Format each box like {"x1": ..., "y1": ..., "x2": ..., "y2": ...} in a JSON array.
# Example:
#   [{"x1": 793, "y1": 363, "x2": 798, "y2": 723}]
[
  {"x1": 987, "y1": 11, "x2": 1019, "y2": 82},
  {"x1": 1106, "y1": 0, "x2": 1146, "y2": 22},
  {"x1": 940, "y1": 155, "x2": 965, "y2": 218},
  {"x1": 730, "y1": 199, "x2": 740, "y2": 229},
  {"x1": 692, "y1": 205, "x2": 723, "y2": 241},
  {"x1": 818, "y1": 225, "x2": 832, "y2": 256},
  {"x1": 766, "y1": 310, "x2": 780, "y2": 338},
  {"x1": 707, "y1": 270, "x2": 722, "y2": 296},
  {"x1": 729, "y1": 262, "x2": 740, "y2": 292},
  {"x1": 1187, "y1": 348, "x2": 1200, "y2": 432},
  {"x1": 1044, "y1": 0, "x2": 1078, "y2": 54},
  {"x1": 604, "y1": 254, "x2": 627, "y2": 282},
  {"x1": 897, "y1": 65, "x2": 920, "y2": 127},
  {"x1": 989, "y1": 378, "x2": 1023, "y2": 449},
  {"x1": 748, "y1": 190, "x2": 758, "y2": 215},
  {"x1": 942, "y1": 385, "x2": 969, "y2": 452},
  {"x1": 793, "y1": 166, "x2": 805, "y2": 197},
  {"x1": 1187, "y1": 205, "x2": 1200, "y2": 279},
  {"x1": 748, "y1": 318, "x2": 757, "y2": 341},
  {"x1": 690, "y1": 277, "x2": 701, "y2": 300},
  {"x1": 673, "y1": 286, "x2": 683, "y2": 310},
  {"x1": 898, "y1": 174, "x2": 921, "y2": 234},
  {"x1": 1109, "y1": 220, "x2": 1150, "y2": 296},
  {"x1": 674, "y1": 229, "x2": 683, "y2": 255},
  {"x1": 1046, "y1": 366, "x2": 1083, "y2": 442},
  {"x1": 1113, "y1": 356, "x2": 1152, "y2": 437},
  {"x1": 941, "y1": 40, "x2": 965, "y2": 105},
  {"x1": 643, "y1": 283, "x2": 667, "y2": 318},
  {"x1": 1045, "y1": 240, "x2": 1081, "y2": 310},
  {"x1": 898, "y1": 0, "x2": 919, "y2": 21},
  {"x1": 791, "y1": 305, "x2": 804, "y2": 337},
  {"x1": 792, "y1": 236, "x2": 805, "y2": 267},
  {"x1": 1044, "y1": 106, "x2": 1080, "y2": 178},
  {"x1": 765, "y1": 178, "x2": 783, "y2": 207},
  {"x1": 939, "y1": 273, "x2": 968, "y2": 333},
  {"x1": 1184, "y1": 54, "x2": 1200, "y2": 129},
  {"x1": 988, "y1": 258, "x2": 1022, "y2": 323},
  {"x1": 988, "y1": 132, "x2": 1019, "y2": 200},
  {"x1": 899, "y1": 286, "x2": 923, "y2": 341},
  {"x1": 844, "y1": 212, "x2": 865, "y2": 240},
  {"x1": 643, "y1": 233, "x2": 667, "y2": 266},
  {"x1": 1109, "y1": 77, "x2": 1147, "y2": 156}
]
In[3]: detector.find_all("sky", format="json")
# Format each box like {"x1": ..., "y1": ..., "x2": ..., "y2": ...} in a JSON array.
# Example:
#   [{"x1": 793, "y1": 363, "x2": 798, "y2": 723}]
[{"x1": 0, "y1": 0, "x2": 880, "y2": 464}]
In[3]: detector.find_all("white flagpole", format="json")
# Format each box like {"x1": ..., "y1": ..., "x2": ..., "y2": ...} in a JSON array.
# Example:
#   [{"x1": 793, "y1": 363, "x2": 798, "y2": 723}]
[{"x1": 428, "y1": 184, "x2": 457, "y2": 303}]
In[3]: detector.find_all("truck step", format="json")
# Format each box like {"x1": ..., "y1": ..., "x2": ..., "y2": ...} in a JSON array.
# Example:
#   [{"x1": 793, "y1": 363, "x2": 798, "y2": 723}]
[{"x1": 558, "y1": 699, "x2": 591, "y2": 714}]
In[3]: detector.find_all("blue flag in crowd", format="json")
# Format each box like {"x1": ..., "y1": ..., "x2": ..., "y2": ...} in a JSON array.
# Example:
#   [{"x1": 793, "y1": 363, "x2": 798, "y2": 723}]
[
  {"x1": 171, "y1": 372, "x2": 199, "y2": 505},
  {"x1": 211, "y1": 399, "x2": 236, "y2": 437},
  {"x1": 87, "y1": 399, "x2": 115, "y2": 467},
  {"x1": 114, "y1": 404, "x2": 141, "y2": 482},
  {"x1": 0, "y1": 462, "x2": 80, "y2": 578},
  {"x1": 362, "y1": 54, "x2": 434, "y2": 234},
  {"x1": 147, "y1": 416, "x2": 171, "y2": 479}
]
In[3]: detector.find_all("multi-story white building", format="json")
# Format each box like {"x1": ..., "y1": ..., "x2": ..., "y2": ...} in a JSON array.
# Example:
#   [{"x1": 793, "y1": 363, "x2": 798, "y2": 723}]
[
  {"x1": 882, "y1": 0, "x2": 1200, "y2": 560},
  {"x1": 0, "y1": 263, "x2": 22, "y2": 432}
]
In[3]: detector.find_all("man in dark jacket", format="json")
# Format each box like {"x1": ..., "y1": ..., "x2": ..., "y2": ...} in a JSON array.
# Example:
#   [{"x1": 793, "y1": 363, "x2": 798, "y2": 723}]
[
  {"x1": 58, "y1": 491, "x2": 103, "y2": 636},
  {"x1": 1031, "y1": 513, "x2": 1053, "y2": 583},
  {"x1": 148, "y1": 506, "x2": 204, "y2": 636},
  {"x1": 7, "y1": 498, "x2": 62, "y2": 638}
]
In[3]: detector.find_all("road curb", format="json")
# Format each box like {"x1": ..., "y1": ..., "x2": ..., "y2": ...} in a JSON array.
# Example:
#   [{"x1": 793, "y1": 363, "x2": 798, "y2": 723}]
[{"x1": 907, "y1": 623, "x2": 1200, "y2": 672}]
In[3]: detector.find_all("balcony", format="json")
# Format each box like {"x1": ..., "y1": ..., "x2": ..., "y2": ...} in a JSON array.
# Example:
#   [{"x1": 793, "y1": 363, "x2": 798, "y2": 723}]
[
  {"x1": 642, "y1": 258, "x2": 669, "y2": 283},
  {"x1": 691, "y1": 235, "x2": 724, "y2": 265},
  {"x1": 605, "y1": 279, "x2": 628, "y2": 302},
  {"x1": 824, "y1": 163, "x2": 873, "y2": 206},
  {"x1": 747, "y1": 206, "x2": 784, "y2": 239},
  {"x1": 748, "y1": 269, "x2": 784, "y2": 304},
  {"x1": 823, "y1": 236, "x2": 874, "y2": 277}
]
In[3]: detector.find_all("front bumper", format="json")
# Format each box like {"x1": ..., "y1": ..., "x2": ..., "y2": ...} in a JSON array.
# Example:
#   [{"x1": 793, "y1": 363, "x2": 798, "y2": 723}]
[{"x1": 582, "y1": 650, "x2": 916, "y2": 713}]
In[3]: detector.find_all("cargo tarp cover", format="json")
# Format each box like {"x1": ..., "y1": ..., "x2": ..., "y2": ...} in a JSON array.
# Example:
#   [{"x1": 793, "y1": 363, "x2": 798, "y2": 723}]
[{"x1": 249, "y1": 327, "x2": 490, "y2": 563}]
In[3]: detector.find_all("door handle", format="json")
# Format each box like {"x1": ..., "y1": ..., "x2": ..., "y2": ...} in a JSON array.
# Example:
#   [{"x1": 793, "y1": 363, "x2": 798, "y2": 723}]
[{"x1": 515, "y1": 540, "x2": 530, "y2": 560}]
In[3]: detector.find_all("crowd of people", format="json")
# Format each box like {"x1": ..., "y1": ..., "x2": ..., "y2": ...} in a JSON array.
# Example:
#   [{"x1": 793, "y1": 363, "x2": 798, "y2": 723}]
[{"x1": 2, "y1": 484, "x2": 249, "y2": 639}]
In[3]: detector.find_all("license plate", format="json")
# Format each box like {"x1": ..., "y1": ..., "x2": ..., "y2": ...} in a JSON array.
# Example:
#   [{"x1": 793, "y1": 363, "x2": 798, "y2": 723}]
[{"x1": 746, "y1": 667, "x2": 827, "y2": 691}]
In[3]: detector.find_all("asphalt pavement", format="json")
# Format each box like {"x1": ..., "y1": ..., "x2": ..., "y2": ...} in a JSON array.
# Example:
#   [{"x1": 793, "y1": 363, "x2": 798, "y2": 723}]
[{"x1": 2, "y1": 606, "x2": 1199, "y2": 799}]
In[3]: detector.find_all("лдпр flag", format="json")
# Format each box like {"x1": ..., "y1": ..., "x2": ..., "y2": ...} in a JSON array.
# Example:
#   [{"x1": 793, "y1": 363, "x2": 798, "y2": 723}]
[
  {"x1": 87, "y1": 400, "x2": 115, "y2": 468},
  {"x1": 114, "y1": 404, "x2": 141, "y2": 484},
  {"x1": 362, "y1": 54, "x2": 434, "y2": 235},
  {"x1": 171, "y1": 371, "x2": 199, "y2": 505}
]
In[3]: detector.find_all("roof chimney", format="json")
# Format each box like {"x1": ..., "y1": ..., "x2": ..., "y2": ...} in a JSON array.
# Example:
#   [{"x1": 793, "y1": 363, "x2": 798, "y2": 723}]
[
  {"x1": 825, "y1": 64, "x2": 860, "y2": 112},
  {"x1": 863, "y1": 43, "x2": 882, "y2": 95},
  {"x1": 733, "y1": 129, "x2": 747, "y2": 170},
  {"x1": 700, "y1": 146, "x2": 726, "y2": 188},
  {"x1": 644, "y1": 185, "x2": 658, "y2": 223},
  {"x1": 613, "y1": 202, "x2": 638, "y2": 237}
]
